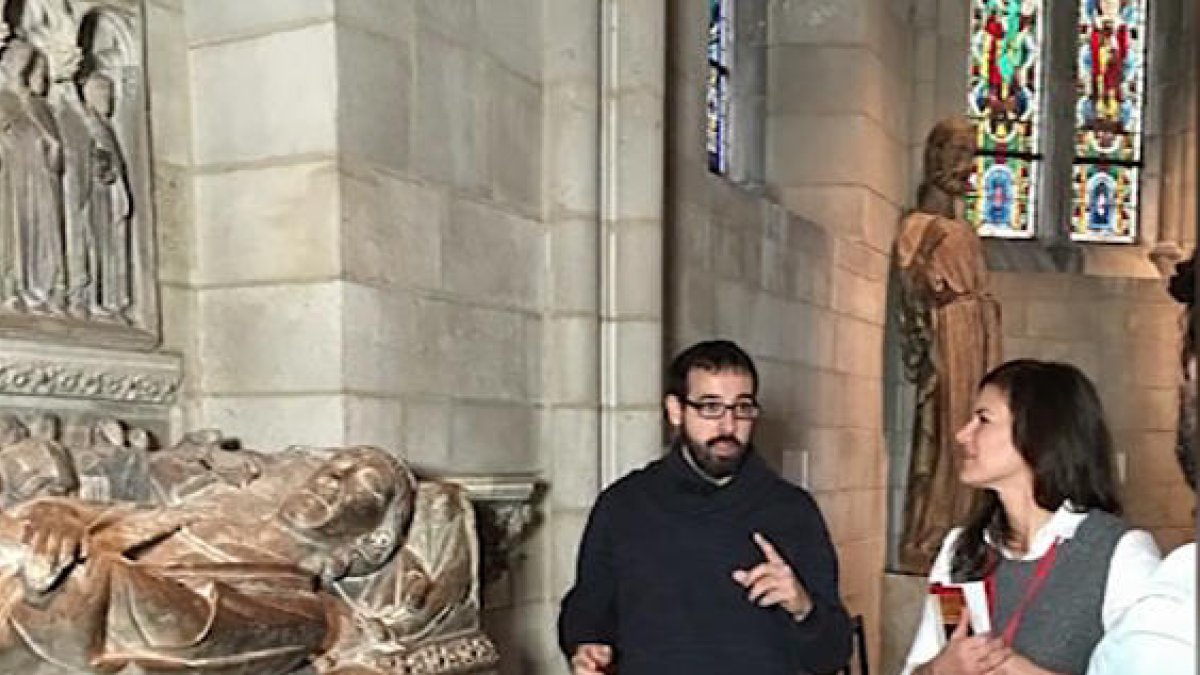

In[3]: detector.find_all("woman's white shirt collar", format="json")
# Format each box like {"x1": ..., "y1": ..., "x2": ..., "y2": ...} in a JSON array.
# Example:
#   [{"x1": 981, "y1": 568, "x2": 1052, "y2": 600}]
[{"x1": 982, "y1": 500, "x2": 1085, "y2": 561}]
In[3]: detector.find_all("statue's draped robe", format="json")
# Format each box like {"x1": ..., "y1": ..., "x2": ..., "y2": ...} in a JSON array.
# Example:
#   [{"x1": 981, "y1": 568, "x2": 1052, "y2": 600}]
[
  {"x1": 80, "y1": 106, "x2": 132, "y2": 316},
  {"x1": 0, "y1": 502, "x2": 330, "y2": 675},
  {"x1": 327, "y1": 484, "x2": 478, "y2": 662},
  {"x1": 895, "y1": 211, "x2": 1002, "y2": 573},
  {"x1": 58, "y1": 92, "x2": 133, "y2": 318},
  {"x1": 0, "y1": 88, "x2": 64, "y2": 308}
]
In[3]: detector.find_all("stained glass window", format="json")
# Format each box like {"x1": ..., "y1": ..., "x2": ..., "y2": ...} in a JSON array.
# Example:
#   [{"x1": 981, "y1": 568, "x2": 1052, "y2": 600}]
[
  {"x1": 706, "y1": 0, "x2": 731, "y2": 175},
  {"x1": 966, "y1": 0, "x2": 1044, "y2": 238},
  {"x1": 1071, "y1": 0, "x2": 1146, "y2": 242}
]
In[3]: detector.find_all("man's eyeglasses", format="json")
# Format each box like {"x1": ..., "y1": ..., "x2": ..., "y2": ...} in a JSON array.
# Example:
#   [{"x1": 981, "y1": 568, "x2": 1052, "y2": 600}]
[{"x1": 682, "y1": 399, "x2": 761, "y2": 420}]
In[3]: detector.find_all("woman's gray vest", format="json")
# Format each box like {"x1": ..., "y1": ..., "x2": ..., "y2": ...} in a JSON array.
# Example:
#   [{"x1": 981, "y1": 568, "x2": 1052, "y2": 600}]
[{"x1": 991, "y1": 510, "x2": 1129, "y2": 674}]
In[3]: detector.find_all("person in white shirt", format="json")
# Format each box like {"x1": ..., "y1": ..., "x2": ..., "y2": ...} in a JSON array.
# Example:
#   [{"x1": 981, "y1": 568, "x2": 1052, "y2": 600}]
[
  {"x1": 1087, "y1": 253, "x2": 1196, "y2": 675},
  {"x1": 902, "y1": 359, "x2": 1161, "y2": 675}
]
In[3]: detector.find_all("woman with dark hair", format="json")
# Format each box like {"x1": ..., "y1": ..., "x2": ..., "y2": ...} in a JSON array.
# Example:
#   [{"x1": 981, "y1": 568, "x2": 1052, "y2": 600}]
[{"x1": 902, "y1": 359, "x2": 1160, "y2": 675}]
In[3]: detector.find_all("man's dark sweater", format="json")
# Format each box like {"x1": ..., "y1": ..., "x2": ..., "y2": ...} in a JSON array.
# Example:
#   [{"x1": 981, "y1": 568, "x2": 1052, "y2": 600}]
[{"x1": 558, "y1": 446, "x2": 853, "y2": 674}]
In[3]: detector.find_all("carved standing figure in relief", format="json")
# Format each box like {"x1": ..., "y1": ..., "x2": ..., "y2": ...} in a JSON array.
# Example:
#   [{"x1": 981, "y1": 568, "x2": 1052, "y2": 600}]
[
  {"x1": 60, "y1": 66, "x2": 131, "y2": 321},
  {"x1": 78, "y1": 70, "x2": 131, "y2": 319},
  {"x1": 0, "y1": 39, "x2": 67, "y2": 312},
  {"x1": 0, "y1": 42, "x2": 43, "y2": 309},
  {"x1": 894, "y1": 116, "x2": 1003, "y2": 574}
]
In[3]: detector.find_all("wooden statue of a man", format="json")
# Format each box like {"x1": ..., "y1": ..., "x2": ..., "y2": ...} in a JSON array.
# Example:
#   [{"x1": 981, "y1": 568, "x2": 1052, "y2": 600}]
[{"x1": 894, "y1": 116, "x2": 1002, "y2": 573}]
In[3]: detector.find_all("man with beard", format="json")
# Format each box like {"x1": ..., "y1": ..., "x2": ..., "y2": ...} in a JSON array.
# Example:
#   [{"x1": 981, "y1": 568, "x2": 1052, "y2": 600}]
[
  {"x1": 1087, "y1": 254, "x2": 1196, "y2": 675},
  {"x1": 558, "y1": 340, "x2": 852, "y2": 675}
]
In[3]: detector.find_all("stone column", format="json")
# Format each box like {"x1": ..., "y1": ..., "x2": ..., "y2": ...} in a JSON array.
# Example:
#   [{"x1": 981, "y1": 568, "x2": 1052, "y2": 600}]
[
  {"x1": 542, "y1": 0, "x2": 666, "y2": 669},
  {"x1": 599, "y1": 0, "x2": 666, "y2": 483},
  {"x1": 1151, "y1": 0, "x2": 1196, "y2": 269},
  {"x1": 541, "y1": 0, "x2": 603, "y2": 671},
  {"x1": 146, "y1": 0, "x2": 196, "y2": 436}
]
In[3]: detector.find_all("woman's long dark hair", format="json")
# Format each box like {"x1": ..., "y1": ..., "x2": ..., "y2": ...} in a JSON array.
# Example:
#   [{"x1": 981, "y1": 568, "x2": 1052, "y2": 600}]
[{"x1": 950, "y1": 359, "x2": 1122, "y2": 581}]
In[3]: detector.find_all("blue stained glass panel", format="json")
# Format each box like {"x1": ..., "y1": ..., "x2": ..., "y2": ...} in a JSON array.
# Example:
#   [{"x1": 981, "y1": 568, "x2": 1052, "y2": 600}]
[
  {"x1": 706, "y1": 0, "x2": 730, "y2": 175},
  {"x1": 1069, "y1": 164, "x2": 1138, "y2": 242},
  {"x1": 964, "y1": 155, "x2": 1039, "y2": 238}
]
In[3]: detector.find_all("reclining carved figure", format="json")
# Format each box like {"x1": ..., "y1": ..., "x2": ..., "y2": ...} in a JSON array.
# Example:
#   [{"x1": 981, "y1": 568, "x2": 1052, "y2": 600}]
[{"x1": 0, "y1": 418, "x2": 497, "y2": 674}]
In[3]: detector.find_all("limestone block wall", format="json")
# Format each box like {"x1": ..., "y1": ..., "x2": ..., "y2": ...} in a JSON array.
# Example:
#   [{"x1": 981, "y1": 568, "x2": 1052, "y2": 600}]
[
  {"x1": 993, "y1": 272, "x2": 1193, "y2": 550},
  {"x1": 170, "y1": 0, "x2": 546, "y2": 467}
]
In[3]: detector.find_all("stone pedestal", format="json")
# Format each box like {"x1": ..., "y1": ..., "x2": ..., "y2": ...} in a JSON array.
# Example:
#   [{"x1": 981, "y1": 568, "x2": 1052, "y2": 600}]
[
  {"x1": 882, "y1": 572, "x2": 927, "y2": 675},
  {"x1": 451, "y1": 473, "x2": 543, "y2": 587}
]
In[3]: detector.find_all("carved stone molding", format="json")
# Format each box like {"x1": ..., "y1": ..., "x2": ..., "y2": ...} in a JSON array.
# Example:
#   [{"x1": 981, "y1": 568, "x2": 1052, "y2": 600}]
[
  {"x1": 451, "y1": 474, "x2": 543, "y2": 587},
  {"x1": 405, "y1": 633, "x2": 501, "y2": 675},
  {"x1": 0, "y1": 339, "x2": 180, "y2": 404}
]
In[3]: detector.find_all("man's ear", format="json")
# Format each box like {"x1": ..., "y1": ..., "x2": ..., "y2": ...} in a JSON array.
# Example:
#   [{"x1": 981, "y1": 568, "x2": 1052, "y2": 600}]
[{"x1": 664, "y1": 394, "x2": 683, "y2": 427}]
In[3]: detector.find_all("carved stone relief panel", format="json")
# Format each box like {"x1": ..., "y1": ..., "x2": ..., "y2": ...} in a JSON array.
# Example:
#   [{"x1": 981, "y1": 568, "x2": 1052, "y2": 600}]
[{"x1": 0, "y1": 0, "x2": 156, "y2": 350}]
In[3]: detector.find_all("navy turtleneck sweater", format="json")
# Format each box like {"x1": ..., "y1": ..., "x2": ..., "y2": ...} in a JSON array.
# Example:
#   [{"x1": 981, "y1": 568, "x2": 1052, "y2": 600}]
[{"x1": 558, "y1": 446, "x2": 852, "y2": 674}]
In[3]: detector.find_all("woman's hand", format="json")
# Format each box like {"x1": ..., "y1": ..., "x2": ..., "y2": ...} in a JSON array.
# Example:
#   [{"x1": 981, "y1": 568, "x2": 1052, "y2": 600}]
[{"x1": 918, "y1": 613, "x2": 1012, "y2": 675}]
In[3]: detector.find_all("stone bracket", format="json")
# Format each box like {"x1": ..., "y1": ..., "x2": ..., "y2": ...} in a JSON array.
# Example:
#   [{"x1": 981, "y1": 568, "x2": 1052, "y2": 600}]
[{"x1": 450, "y1": 474, "x2": 543, "y2": 587}]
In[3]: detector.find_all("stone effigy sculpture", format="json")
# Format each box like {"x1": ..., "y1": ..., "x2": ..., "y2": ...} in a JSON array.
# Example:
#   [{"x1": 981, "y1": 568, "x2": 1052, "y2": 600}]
[
  {"x1": 893, "y1": 116, "x2": 1003, "y2": 574},
  {"x1": 0, "y1": 417, "x2": 499, "y2": 674}
]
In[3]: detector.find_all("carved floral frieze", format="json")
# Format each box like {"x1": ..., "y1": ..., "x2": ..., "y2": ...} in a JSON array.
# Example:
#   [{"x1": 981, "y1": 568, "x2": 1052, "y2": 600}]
[{"x1": 0, "y1": 359, "x2": 178, "y2": 403}]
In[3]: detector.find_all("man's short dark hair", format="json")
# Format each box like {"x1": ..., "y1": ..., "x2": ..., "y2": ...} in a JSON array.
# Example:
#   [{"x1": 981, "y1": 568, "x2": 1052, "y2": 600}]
[{"x1": 665, "y1": 340, "x2": 758, "y2": 399}]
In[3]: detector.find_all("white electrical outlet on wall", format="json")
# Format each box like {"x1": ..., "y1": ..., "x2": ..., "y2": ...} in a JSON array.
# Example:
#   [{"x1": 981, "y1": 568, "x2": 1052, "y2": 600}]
[{"x1": 795, "y1": 448, "x2": 811, "y2": 490}]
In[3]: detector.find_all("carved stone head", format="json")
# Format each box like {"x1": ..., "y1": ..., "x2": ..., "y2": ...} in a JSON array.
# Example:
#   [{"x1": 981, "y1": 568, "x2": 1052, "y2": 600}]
[
  {"x1": 28, "y1": 412, "x2": 60, "y2": 441},
  {"x1": 278, "y1": 447, "x2": 417, "y2": 580},
  {"x1": 921, "y1": 115, "x2": 977, "y2": 198},
  {"x1": 0, "y1": 432, "x2": 78, "y2": 505},
  {"x1": 93, "y1": 417, "x2": 125, "y2": 447},
  {"x1": 0, "y1": 415, "x2": 27, "y2": 446},
  {"x1": 0, "y1": 38, "x2": 34, "y2": 82},
  {"x1": 82, "y1": 70, "x2": 114, "y2": 117},
  {"x1": 27, "y1": 51, "x2": 47, "y2": 95}
]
